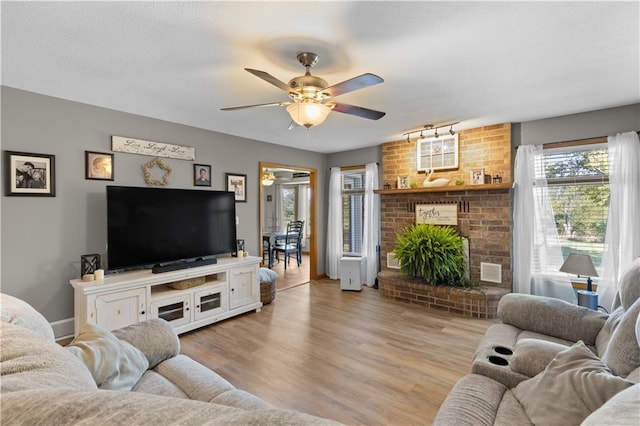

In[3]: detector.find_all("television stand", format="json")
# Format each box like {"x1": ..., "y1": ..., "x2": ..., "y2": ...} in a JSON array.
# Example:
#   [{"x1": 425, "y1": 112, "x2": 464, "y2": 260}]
[
  {"x1": 70, "y1": 256, "x2": 262, "y2": 336},
  {"x1": 152, "y1": 258, "x2": 217, "y2": 274}
]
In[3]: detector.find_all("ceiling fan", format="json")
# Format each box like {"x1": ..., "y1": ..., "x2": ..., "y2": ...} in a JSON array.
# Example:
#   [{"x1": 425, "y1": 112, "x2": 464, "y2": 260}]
[{"x1": 221, "y1": 52, "x2": 385, "y2": 128}]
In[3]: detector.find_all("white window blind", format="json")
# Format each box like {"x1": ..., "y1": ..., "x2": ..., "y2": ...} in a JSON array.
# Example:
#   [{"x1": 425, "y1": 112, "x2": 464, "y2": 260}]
[
  {"x1": 538, "y1": 144, "x2": 609, "y2": 273},
  {"x1": 341, "y1": 170, "x2": 365, "y2": 255}
]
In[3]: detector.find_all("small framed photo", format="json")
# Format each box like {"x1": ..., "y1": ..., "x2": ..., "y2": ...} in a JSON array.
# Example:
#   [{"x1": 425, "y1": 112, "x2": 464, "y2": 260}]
[
  {"x1": 85, "y1": 151, "x2": 114, "y2": 181},
  {"x1": 397, "y1": 175, "x2": 409, "y2": 189},
  {"x1": 226, "y1": 173, "x2": 247, "y2": 202},
  {"x1": 194, "y1": 164, "x2": 211, "y2": 187},
  {"x1": 470, "y1": 168, "x2": 485, "y2": 185},
  {"x1": 4, "y1": 151, "x2": 56, "y2": 196}
]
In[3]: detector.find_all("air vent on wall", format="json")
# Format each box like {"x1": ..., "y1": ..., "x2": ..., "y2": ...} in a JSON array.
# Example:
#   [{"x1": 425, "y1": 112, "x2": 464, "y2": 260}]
[
  {"x1": 480, "y1": 262, "x2": 502, "y2": 283},
  {"x1": 387, "y1": 253, "x2": 401, "y2": 269}
]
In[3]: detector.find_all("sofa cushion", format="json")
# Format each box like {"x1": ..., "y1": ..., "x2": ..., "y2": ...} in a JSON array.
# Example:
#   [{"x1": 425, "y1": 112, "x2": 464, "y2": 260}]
[
  {"x1": 613, "y1": 257, "x2": 640, "y2": 311},
  {"x1": 112, "y1": 318, "x2": 180, "y2": 369},
  {"x1": 513, "y1": 341, "x2": 634, "y2": 425},
  {"x1": 600, "y1": 298, "x2": 640, "y2": 377},
  {"x1": 151, "y1": 354, "x2": 268, "y2": 409},
  {"x1": 498, "y1": 294, "x2": 607, "y2": 346},
  {"x1": 582, "y1": 383, "x2": 640, "y2": 425},
  {"x1": 65, "y1": 323, "x2": 149, "y2": 391},
  {"x1": 0, "y1": 322, "x2": 97, "y2": 392},
  {"x1": 433, "y1": 374, "x2": 514, "y2": 426},
  {"x1": 0, "y1": 389, "x2": 341, "y2": 425},
  {"x1": 510, "y1": 338, "x2": 568, "y2": 378},
  {"x1": 0, "y1": 293, "x2": 55, "y2": 341}
]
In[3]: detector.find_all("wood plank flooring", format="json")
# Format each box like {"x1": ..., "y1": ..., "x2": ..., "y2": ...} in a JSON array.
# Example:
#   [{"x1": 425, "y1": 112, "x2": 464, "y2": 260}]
[
  {"x1": 268, "y1": 253, "x2": 310, "y2": 291},
  {"x1": 179, "y1": 279, "x2": 496, "y2": 425}
]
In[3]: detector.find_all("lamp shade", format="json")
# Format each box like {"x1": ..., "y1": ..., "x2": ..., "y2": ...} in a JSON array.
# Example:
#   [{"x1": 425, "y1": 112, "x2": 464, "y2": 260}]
[
  {"x1": 286, "y1": 102, "x2": 331, "y2": 128},
  {"x1": 559, "y1": 253, "x2": 598, "y2": 277}
]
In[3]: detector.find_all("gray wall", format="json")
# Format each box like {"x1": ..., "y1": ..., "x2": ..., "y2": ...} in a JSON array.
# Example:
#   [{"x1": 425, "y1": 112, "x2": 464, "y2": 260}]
[
  {"x1": 516, "y1": 103, "x2": 639, "y2": 145},
  {"x1": 1, "y1": 86, "x2": 327, "y2": 324},
  {"x1": 326, "y1": 145, "x2": 382, "y2": 169}
]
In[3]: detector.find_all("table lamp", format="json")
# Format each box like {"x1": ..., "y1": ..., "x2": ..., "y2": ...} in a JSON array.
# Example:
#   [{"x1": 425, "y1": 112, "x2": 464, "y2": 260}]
[{"x1": 559, "y1": 253, "x2": 599, "y2": 310}]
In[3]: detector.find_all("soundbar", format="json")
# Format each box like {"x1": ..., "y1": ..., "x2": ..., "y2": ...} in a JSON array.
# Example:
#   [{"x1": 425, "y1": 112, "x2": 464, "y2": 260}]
[{"x1": 152, "y1": 258, "x2": 218, "y2": 274}]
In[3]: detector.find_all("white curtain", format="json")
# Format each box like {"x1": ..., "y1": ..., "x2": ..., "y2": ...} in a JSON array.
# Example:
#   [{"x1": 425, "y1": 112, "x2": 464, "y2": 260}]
[
  {"x1": 513, "y1": 145, "x2": 575, "y2": 302},
  {"x1": 599, "y1": 131, "x2": 640, "y2": 310},
  {"x1": 297, "y1": 184, "x2": 308, "y2": 248},
  {"x1": 362, "y1": 163, "x2": 380, "y2": 286},
  {"x1": 326, "y1": 167, "x2": 342, "y2": 279}
]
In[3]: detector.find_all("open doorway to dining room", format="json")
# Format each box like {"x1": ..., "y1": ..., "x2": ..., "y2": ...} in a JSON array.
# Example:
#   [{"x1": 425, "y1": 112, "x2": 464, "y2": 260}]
[{"x1": 259, "y1": 162, "x2": 317, "y2": 291}]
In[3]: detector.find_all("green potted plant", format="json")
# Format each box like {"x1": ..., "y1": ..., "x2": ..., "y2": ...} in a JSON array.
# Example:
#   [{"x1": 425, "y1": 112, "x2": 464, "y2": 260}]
[{"x1": 392, "y1": 224, "x2": 467, "y2": 286}]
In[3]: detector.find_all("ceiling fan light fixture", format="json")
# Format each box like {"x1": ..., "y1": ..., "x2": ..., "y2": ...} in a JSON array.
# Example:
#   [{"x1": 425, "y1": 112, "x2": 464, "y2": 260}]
[
  {"x1": 286, "y1": 102, "x2": 331, "y2": 129},
  {"x1": 261, "y1": 170, "x2": 276, "y2": 186}
]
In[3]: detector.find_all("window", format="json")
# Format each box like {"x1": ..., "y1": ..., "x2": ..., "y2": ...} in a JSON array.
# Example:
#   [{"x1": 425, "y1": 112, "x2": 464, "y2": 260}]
[
  {"x1": 417, "y1": 134, "x2": 459, "y2": 171},
  {"x1": 281, "y1": 187, "x2": 296, "y2": 225},
  {"x1": 341, "y1": 169, "x2": 365, "y2": 255},
  {"x1": 538, "y1": 144, "x2": 609, "y2": 273}
]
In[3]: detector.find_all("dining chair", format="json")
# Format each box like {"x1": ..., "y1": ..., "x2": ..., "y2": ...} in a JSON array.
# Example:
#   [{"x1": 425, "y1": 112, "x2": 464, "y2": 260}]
[{"x1": 273, "y1": 220, "x2": 304, "y2": 270}]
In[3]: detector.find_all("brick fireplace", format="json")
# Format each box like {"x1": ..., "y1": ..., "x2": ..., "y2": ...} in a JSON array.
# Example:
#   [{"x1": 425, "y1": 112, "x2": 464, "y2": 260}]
[{"x1": 376, "y1": 123, "x2": 513, "y2": 317}]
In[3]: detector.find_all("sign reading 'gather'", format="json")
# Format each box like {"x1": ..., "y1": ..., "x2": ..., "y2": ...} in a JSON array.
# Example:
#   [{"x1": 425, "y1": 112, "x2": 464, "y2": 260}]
[{"x1": 415, "y1": 204, "x2": 458, "y2": 225}]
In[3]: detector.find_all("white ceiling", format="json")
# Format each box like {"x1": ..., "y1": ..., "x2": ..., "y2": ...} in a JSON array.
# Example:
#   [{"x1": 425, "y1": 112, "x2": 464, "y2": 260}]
[{"x1": 2, "y1": 1, "x2": 638, "y2": 154}]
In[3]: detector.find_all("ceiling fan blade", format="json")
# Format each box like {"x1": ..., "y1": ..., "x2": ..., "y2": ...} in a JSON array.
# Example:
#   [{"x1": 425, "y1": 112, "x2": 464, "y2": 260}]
[
  {"x1": 323, "y1": 73, "x2": 384, "y2": 98},
  {"x1": 245, "y1": 68, "x2": 291, "y2": 92},
  {"x1": 331, "y1": 102, "x2": 386, "y2": 120},
  {"x1": 221, "y1": 101, "x2": 287, "y2": 111}
]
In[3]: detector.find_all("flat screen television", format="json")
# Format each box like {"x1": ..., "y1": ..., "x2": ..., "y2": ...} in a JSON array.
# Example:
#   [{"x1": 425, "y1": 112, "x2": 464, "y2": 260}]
[{"x1": 106, "y1": 185, "x2": 237, "y2": 272}]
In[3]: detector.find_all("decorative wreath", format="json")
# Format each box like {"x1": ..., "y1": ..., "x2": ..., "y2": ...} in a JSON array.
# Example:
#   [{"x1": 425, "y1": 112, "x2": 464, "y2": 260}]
[{"x1": 142, "y1": 157, "x2": 172, "y2": 186}]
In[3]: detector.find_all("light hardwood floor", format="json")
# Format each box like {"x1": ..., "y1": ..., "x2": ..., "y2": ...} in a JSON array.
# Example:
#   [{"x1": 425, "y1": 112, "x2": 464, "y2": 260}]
[
  {"x1": 269, "y1": 252, "x2": 310, "y2": 291},
  {"x1": 179, "y1": 279, "x2": 496, "y2": 425}
]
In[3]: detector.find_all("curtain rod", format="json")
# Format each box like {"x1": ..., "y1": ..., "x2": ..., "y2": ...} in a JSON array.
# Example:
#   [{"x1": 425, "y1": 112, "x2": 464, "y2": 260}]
[
  {"x1": 331, "y1": 163, "x2": 379, "y2": 171},
  {"x1": 516, "y1": 130, "x2": 639, "y2": 150}
]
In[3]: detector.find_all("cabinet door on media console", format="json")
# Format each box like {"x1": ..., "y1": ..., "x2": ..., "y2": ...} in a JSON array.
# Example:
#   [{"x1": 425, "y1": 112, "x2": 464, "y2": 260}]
[
  {"x1": 229, "y1": 265, "x2": 259, "y2": 309},
  {"x1": 150, "y1": 293, "x2": 191, "y2": 327},
  {"x1": 194, "y1": 283, "x2": 228, "y2": 321},
  {"x1": 94, "y1": 288, "x2": 147, "y2": 331}
]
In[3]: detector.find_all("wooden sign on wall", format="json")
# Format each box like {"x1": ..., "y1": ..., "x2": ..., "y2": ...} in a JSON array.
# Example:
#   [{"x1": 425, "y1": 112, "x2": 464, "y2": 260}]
[
  {"x1": 415, "y1": 203, "x2": 458, "y2": 225},
  {"x1": 112, "y1": 136, "x2": 195, "y2": 160}
]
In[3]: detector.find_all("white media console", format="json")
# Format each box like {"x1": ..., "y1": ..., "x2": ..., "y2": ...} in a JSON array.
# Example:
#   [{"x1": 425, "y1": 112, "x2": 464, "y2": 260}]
[{"x1": 69, "y1": 256, "x2": 262, "y2": 336}]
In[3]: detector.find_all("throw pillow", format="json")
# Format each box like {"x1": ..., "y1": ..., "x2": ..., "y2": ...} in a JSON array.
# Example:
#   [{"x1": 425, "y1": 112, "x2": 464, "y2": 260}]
[
  {"x1": 601, "y1": 298, "x2": 640, "y2": 377},
  {"x1": 259, "y1": 267, "x2": 278, "y2": 283},
  {"x1": 65, "y1": 323, "x2": 149, "y2": 391},
  {"x1": 513, "y1": 341, "x2": 634, "y2": 425},
  {"x1": 0, "y1": 293, "x2": 55, "y2": 341}
]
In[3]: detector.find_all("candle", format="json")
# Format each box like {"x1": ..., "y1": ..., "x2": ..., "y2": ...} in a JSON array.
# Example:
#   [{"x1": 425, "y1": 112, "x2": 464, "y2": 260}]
[
  {"x1": 94, "y1": 269, "x2": 105, "y2": 280},
  {"x1": 237, "y1": 250, "x2": 244, "y2": 258},
  {"x1": 82, "y1": 274, "x2": 95, "y2": 282}
]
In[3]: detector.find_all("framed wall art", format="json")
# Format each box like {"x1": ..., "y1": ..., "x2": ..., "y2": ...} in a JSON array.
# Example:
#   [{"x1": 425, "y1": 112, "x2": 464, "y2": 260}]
[
  {"x1": 416, "y1": 134, "x2": 459, "y2": 171},
  {"x1": 194, "y1": 164, "x2": 211, "y2": 187},
  {"x1": 470, "y1": 168, "x2": 485, "y2": 185},
  {"x1": 226, "y1": 173, "x2": 247, "y2": 202},
  {"x1": 4, "y1": 151, "x2": 56, "y2": 197},
  {"x1": 397, "y1": 175, "x2": 409, "y2": 189},
  {"x1": 85, "y1": 151, "x2": 114, "y2": 181}
]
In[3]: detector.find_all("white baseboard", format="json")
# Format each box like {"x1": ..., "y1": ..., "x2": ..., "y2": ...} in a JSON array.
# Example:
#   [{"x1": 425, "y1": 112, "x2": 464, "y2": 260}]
[{"x1": 51, "y1": 317, "x2": 74, "y2": 342}]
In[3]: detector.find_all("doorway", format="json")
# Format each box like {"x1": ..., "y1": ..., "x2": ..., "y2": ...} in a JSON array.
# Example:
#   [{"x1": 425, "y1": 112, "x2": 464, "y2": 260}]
[{"x1": 259, "y1": 162, "x2": 318, "y2": 290}]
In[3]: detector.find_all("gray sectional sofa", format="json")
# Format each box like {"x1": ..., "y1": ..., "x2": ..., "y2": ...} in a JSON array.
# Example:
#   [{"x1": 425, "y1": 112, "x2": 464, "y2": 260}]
[
  {"x1": 434, "y1": 258, "x2": 640, "y2": 425},
  {"x1": 0, "y1": 293, "x2": 338, "y2": 425}
]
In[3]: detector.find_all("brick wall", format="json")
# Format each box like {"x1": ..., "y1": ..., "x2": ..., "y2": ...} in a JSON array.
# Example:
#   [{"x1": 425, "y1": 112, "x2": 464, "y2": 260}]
[
  {"x1": 382, "y1": 123, "x2": 512, "y2": 188},
  {"x1": 380, "y1": 123, "x2": 512, "y2": 290}
]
